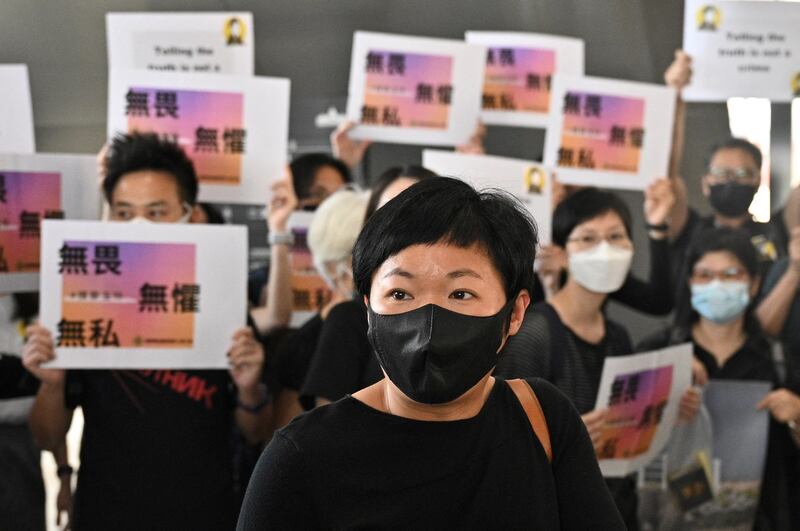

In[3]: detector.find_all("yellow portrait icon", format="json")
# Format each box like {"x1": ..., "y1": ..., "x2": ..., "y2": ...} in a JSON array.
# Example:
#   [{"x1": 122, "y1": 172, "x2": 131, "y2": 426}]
[
  {"x1": 524, "y1": 166, "x2": 546, "y2": 195},
  {"x1": 696, "y1": 5, "x2": 721, "y2": 31},
  {"x1": 792, "y1": 72, "x2": 800, "y2": 97},
  {"x1": 224, "y1": 17, "x2": 246, "y2": 46}
]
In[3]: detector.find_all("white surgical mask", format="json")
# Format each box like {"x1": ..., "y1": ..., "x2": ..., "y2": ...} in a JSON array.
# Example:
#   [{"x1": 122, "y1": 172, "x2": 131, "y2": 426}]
[{"x1": 568, "y1": 240, "x2": 633, "y2": 293}]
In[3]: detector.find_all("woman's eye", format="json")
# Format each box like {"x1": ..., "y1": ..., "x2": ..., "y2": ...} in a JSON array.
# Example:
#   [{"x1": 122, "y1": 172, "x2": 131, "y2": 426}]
[
  {"x1": 450, "y1": 291, "x2": 474, "y2": 300},
  {"x1": 149, "y1": 210, "x2": 166, "y2": 219},
  {"x1": 390, "y1": 290, "x2": 408, "y2": 301}
]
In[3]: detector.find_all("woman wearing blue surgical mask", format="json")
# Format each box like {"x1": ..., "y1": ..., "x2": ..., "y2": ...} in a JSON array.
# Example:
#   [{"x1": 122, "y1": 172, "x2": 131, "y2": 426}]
[
  {"x1": 638, "y1": 226, "x2": 800, "y2": 530},
  {"x1": 496, "y1": 187, "x2": 700, "y2": 531}
]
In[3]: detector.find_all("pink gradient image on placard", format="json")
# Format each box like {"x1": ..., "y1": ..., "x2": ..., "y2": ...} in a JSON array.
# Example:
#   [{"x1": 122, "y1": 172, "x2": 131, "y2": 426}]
[
  {"x1": 0, "y1": 171, "x2": 62, "y2": 274},
  {"x1": 361, "y1": 50, "x2": 453, "y2": 130},
  {"x1": 126, "y1": 87, "x2": 244, "y2": 185},
  {"x1": 289, "y1": 226, "x2": 331, "y2": 313},
  {"x1": 482, "y1": 47, "x2": 555, "y2": 113},
  {"x1": 558, "y1": 92, "x2": 645, "y2": 174},
  {"x1": 59, "y1": 240, "x2": 196, "y2": 349},
  {"x1": 596, "y1": 365, "x2": 673, "y2": 460}
]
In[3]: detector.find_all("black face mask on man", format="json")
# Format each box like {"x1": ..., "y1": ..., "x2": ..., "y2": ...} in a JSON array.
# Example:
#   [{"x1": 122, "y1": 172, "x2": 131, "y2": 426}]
[
  {"x1": 367, "y1": 300, "x2": 514, "y2": 404},
  {"x1": 708, "y1": 182, "x2": 757, "y2": 218}
]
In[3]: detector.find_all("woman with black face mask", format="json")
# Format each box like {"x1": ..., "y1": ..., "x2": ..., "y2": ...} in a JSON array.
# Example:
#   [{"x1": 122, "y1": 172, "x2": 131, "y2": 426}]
[{"x1": 237, "y1": 177, "x2": 625, "y2": 530}]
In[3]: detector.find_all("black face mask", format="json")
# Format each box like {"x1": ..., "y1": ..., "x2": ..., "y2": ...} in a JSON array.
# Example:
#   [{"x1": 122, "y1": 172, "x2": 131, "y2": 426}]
[
  {"x1": 708, "y1": 182, "x2": 757, "y2": 217},
  {"x1": 367, "y1": 301, "x2": 514, "y2": 404}
]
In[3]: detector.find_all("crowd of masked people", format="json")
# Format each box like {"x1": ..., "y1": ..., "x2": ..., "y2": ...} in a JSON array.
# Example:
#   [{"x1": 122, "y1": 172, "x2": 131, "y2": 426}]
[{"x1": 3, "y1": 50, "x2": 800, "y2": 531}]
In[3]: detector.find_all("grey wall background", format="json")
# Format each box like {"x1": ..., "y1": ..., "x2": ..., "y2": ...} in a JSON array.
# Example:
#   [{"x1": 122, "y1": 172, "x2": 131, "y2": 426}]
[{"x1": 0, "y1": 0, "x2": 793, "y2": 342}]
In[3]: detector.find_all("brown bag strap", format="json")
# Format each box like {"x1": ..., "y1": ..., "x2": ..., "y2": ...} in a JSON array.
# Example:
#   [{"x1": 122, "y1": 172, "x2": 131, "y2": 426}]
[{"x1": 507, "y1": 379, "x2": 552, "y2": 463}]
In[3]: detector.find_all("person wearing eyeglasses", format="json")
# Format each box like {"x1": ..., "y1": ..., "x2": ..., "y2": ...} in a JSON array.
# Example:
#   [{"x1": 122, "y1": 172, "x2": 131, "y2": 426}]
[
  {"x1": 661, "y1": 51, "x2": 785, "y2": 286},
  {"x1": 495, "y1": 187, "x2": 701, "y2": 531},
  {"x1": 667, "y1": 138, "x2": 785, "y2": 287},
  {"x1": 22, "y1": 133, "x2": 270, "y2": 531},
  {"x1": 638, "y1": 226, "x2": 800, "y2": 530}
]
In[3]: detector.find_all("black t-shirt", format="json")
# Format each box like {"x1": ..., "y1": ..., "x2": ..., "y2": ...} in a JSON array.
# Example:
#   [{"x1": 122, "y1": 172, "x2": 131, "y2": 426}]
[
  {"x1": 495, "y1": 302, "x2": 634, "y2": 414},
  {"x1": 670, "y1": 208, "x2": 785, "y2": 287},
  {"x1": 493, "y1": 303, "x2": 638, "y2": 528},
  {"x1": 300, "y1": 300, "x2": 382, "y2": 407},
  {"x1": 762, "y1": 258, "x2": 800, "y2": 392},
  {"x1": 65, "y1": 369, "x2": 238, "y2": 530},
  {"x1": 637, "y1": 325, "x2": 775, "y2": 383},
  {"x1": 0, "y1": 354, "x2": 38, "y2": 399},
  {"x1": 275, "y1": 313, "x2": 323, "y2": 392},
  {"x1": 237, "y1": 377, "x2": 625, "y2": 530}
]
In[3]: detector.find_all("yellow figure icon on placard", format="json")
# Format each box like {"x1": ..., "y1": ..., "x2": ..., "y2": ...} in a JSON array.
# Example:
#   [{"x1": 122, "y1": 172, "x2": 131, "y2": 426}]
[
  {"x1": 697, "y1": 5, "x2": 721, "y2": 31},
  {"x1": 224, "y1": 17, "x2": 246, "y2": 45},
  {"x1": 792, "y1": 73, "x2": 800, "y2": 97},
  {"x1": 524, "y1": 166, "x2": 546, "y2": 195}
]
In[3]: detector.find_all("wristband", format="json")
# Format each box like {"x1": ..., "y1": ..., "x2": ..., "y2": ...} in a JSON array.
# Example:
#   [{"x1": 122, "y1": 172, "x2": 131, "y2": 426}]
[
  {"x1": 237, "y1": 384, "x2": 270, "y2": 414},
  {"x1": 645, "y1": 222, "x2": 669, "y2": 232},
  {"x1": 267, "y1": 231, "x2": 295, "y2": 246},
  {"x1": 57, "y1": 465, "x2": 74, "y2": 478}
]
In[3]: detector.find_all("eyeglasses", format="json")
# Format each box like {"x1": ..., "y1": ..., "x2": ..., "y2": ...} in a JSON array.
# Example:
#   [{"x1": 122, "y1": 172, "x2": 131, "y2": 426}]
[
  {"x1": 690, "y1": 266, "x2": 748, "y2": 284},
  {"x1": 706, "y1": 166, "x2": 758, "y2": 185},
  {"x1": 110, "y1": 201, "x2": 192, "y2": 222},
  {"x1": 567, "y1": 232, "x2": 631, "y2": 250}
]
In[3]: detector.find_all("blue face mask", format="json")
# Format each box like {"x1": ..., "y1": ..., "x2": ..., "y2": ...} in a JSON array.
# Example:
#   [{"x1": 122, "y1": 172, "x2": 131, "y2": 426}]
[{"x1": 690, "y1": 280, "x2": 750, "y2": 324}]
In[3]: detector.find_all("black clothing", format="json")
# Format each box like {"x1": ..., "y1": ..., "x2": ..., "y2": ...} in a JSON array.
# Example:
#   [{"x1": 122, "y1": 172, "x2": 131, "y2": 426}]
[
  {"x1": 300, "y1": 300, "x2": 381, "y2": 407},
  {"x1": 638, "y1": 326, "x2": 799, "y2": 531},
  {"x1": 0, "y1": 353, "x2": 38, "y2": 399},
  {"x1": 65, "y1": 370, "x2": 237, "y2": 530},
  {"x1": 495, "y1": 302, "x2": 634, "y2": 414},
  {"x1": 494, "y1": 302, "x2": 638, "y2": 529},
  {"x1": 611, "y1": 236, "x2": 674, "y2": 315},
  {"x1": 276, "y1": 314, "x2": 323, "y2": 392},
  {"x1": 238, "y1": 378, "x2": 625, "y2": 530},
  {"x1": 762, "y1": 257, "x2": 800, "y2": 392}
]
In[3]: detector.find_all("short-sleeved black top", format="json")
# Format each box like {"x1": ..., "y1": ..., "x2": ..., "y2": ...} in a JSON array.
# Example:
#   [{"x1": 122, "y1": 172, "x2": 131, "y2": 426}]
[{"x1": 238, "y1": 377, "x2": 624, "y2": 530}]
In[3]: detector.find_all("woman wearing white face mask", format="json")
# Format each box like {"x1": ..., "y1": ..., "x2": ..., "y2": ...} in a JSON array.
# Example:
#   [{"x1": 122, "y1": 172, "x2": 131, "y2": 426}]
[
  {"x1": 496, "y1": 188, "x2": 700, "y2": 531},
  {"x1": 638, "y1": 227, "x2": 800, "y2": 529}
]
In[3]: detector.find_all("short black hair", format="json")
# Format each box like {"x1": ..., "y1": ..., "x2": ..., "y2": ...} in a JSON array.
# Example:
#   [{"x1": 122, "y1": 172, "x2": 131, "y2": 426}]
[
  {"x1": 199, "y1": 202, "x2": 226, "y2": 225},
  {"x1": 353, "y1": 177, "x2": 538, "y2": 301},
  {"x1": 705, "y1": 137, "x2": 763, "y2": 171},
  {"x1": 364, "y1": 165, "x2": 438, "y2": 221},
  {"x1": 104, "y1": 132, "x2": 199, "y2": 205},
  {"x1": 289, "y1": 153, "x2": 351, "y2": 200},
  {"x1": 673, "y1": 226, "x2": 761, "y2": 337},
  {"x1": 552, "y1": 188, "x2": 632, "y2": 247}
]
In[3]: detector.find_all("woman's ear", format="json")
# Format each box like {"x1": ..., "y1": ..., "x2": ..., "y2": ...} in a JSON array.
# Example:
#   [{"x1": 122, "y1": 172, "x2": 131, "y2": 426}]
[{"x1": 506, "y1": 290, "x2": 531, "y2": 337}]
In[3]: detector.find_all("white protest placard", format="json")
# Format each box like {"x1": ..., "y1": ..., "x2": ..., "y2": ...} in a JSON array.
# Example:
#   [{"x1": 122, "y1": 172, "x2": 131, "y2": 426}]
[
  {"x1": 41, "y1": 220, "x2": 247, "y2": 369},
  {"x1": 543, "y1": 75, "x2": 676, "y2": 191},
  {"x1": 0, "y1": 65, "x2": 35, "y2": 154},
  {"x1": 422, "y1": 150, "x2": 553, "y2": 244},
  {"x1": 593, "y1": 343, "x2": 693, "y2": 477},
  {"x1": 682, "y1": 0, "x2": 800, "y2": 102},
  {"x1": 0, "y1": 153, "x2": 100, "y2": 293},
  {"x1": 106, "y1": 12, "x2": 254, "y2": 75},
  {"x1": 465, "y1": 32, "x2": 584, "y2": 128},
  {"x1": 345, "y1": 31, "x2": 485, "y2": 146},
  {"x1": 108, "y1": 68, "x2": 289, "y2": 205}
]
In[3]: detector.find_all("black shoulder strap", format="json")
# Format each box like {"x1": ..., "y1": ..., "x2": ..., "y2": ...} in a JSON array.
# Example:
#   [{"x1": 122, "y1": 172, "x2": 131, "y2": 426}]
[{"x1": 533, "y1": 303, "x2": 568, "y2": 381}]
